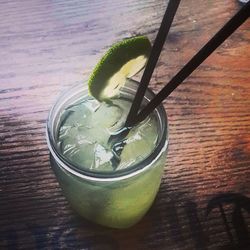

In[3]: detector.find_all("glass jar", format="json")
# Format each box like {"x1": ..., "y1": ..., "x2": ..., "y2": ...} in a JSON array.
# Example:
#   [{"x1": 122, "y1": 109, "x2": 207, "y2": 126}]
[{"x1": 46, "y1": 79, "x2": 168, "y2": 228}]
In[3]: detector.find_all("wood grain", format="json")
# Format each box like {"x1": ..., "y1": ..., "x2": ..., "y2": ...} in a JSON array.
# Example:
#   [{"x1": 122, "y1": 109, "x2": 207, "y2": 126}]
[{"x1": 1, "y1": 0, "x2": 250, "y2": 249}]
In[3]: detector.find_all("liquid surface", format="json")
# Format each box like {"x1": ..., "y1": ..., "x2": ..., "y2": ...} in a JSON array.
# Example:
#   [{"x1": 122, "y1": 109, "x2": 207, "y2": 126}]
[{"x1": 57, "y1": 97, "x2": 158, "y2": 172}]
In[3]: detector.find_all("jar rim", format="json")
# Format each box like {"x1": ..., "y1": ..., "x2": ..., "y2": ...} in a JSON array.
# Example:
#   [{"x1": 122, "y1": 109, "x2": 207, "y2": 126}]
[{"x1": 46, "y1": 80, "x2": 168, "y2": 182}]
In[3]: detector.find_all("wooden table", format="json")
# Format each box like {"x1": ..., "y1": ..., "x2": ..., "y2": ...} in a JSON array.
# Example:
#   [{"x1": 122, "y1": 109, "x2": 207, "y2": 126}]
[{"x1": 1, "y1": 0, "x2": 249, "y2": 249}]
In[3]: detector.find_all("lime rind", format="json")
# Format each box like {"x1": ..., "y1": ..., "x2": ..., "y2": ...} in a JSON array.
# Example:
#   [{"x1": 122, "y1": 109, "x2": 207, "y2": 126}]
[{"x1": 88, "y1": 36, "x2": 151, "y2": 102}]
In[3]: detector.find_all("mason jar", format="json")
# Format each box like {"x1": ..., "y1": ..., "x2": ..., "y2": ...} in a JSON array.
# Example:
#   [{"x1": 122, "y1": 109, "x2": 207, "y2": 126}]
[{"x1": 46, "y1": 79, "x2": 168, "y2": 229}]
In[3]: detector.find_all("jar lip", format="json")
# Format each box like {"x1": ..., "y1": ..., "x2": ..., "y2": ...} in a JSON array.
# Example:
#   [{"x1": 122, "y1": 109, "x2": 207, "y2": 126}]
[{"x1": 46, "y1": 80, "x2": 168, "y2": 181}]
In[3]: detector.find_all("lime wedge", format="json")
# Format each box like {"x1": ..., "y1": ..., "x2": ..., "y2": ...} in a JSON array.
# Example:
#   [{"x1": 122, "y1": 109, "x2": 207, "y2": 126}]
[{"x1": 88, "y1": 36, "x2": 151, "y2": 102}]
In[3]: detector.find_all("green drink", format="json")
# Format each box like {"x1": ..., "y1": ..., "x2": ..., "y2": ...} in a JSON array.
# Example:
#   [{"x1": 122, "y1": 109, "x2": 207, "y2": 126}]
[
  {"x1": 47, "y1": 36, "x2": 168, "y2": 228},
  {"x1": 47, "y1": 79, "x2": 168, "y2": 228}
]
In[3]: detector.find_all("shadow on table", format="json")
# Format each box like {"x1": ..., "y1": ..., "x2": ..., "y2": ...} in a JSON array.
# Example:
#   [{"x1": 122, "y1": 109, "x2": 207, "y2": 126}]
[
  {"x1": 207, "y1": 193, "x2": 250, "y2": 250},
  {"x1": 146, "y1": 192, "x2": 250, "y2": 250}
]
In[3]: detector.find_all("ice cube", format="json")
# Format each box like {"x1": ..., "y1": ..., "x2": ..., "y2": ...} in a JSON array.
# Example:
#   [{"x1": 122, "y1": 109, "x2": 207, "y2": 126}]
[
  {"x1": 69, "y1": 142, "x2": 95, "y2": 170},
  {"x1": 64, "y1": 101, "x2": 92, "y2": 128},
  {"x1": 93, "y1": 144, "x2": 113, "y2": 170},
  {"x1": 91, "y1": 102, "x2": 124, "y2": 129},
  {"x1": 118, "y1": 115, "x2": 158, "y2": 170}
]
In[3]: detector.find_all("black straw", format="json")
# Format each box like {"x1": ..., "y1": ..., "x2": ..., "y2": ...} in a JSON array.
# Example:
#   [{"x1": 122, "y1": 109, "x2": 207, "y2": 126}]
[
  {"x1": 133, "y1": 2, "x2": 250, "y2": 125},
  {"x1": 125, "y1": 0, "x2": 181, "y2": 127}
]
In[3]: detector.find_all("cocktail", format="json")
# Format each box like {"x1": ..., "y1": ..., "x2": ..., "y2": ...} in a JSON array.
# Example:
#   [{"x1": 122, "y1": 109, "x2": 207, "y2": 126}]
[
  {"x1": 46, "y1": 36, "x2": 168, "y2": 229},
  {"x1": 46, "y1": 77, "x2": 168, "y2": 228}
]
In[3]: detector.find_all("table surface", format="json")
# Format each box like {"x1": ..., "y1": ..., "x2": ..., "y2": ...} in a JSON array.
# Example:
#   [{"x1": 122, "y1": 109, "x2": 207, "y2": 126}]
[{"x1": 1, "y1": 0, "x2": 250, "y2": 249}]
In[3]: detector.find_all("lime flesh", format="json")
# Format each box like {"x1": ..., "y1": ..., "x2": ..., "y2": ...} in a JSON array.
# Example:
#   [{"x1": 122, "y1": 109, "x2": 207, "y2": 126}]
[{"x1": 88, "y1": 36, "x2": 151, "y2": 102}]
